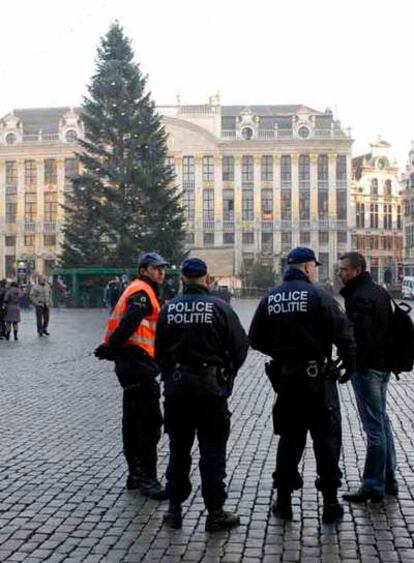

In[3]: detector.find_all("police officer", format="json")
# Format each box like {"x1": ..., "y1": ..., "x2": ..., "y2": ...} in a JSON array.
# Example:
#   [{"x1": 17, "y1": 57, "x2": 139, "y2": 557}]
[
  {"x1": 94, "y1": 252, "x2": 169, "y2": 500},
  {"x1": 249, "y1": 247, "x2": 356, "y2": 523},
  {"x1": 155, "y1": 258, "x2": 248, "y2": 531}
]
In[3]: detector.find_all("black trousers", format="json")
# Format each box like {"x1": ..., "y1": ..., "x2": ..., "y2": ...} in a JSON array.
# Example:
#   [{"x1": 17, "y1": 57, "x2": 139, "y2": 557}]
[
  {"x1": 121, "y1": 376, "x2": 162, "y2": 479},
  {"x1": 36, "y1": 305, "x2": 49, "y2": 334},
  {"x1": 164, "y1": 395, "x2": 230, "y2": 511},
  {"x1": 273, "y1": 376, "x2": 342, "y2": 494}
]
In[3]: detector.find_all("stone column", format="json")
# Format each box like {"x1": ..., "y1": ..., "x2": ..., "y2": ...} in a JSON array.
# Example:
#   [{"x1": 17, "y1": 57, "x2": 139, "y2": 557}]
[
  {"x1": 254, "y1": 154, "x2": 261, "y2": 254},
  {"x1": 234, "y1": 155, "x2": 243, "y2": 277},
  {"x1": 274, "y1": 154, "x2": 281, "y2": 259},
  {"x1": 214, "y1": 154, "x2": 223, "y2": 246},
  {"x1": 0, "y1": 160, "x2": 5, "y2": 277},
  {"x1": 15, "y1": 159, "x2": 25, "y2": 261},
  {"x1": 36, "y1": 158, "x2": 45, "y2": 274},
  {"x1": 291, "y1": 154, "x2": 300, "y2": 247},
  {"x1": 194, "y1": 154, "x2": 203, "y2": 247},
  {"x1": 56, "y1": 158, "x2": 65, "y2": 252},
  {"x1": 328, "y1": 154, "x2": 337, "y2": 279},
  {"x1": 310, "y1": 153, "x2": 318, "y2": 251}
]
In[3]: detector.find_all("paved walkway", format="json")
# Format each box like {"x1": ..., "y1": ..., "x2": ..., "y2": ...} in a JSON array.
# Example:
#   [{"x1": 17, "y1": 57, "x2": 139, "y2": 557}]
[{"x1": 1, "y1": 302, "x2": 414, "y2": 562}]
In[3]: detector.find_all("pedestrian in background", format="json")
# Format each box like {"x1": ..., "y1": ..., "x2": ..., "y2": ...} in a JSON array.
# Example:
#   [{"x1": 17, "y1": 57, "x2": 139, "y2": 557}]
[
  {"x1": 156, "y1": 258, "x2": 248, "y2": 531},
  {"x1": 339, "y1": 251, "x2": 398, "y2": 503},
  {"x1": 4, "y1": 281, "x2": 22, "y2": 341},
  {"x1": 30, "y1": 275, "x2": 52, "y2": 336},
  {"x1": 249, "y1": 247, "x2": 356, "y2": 523},
  {"x1": 0, "y1": 279, "x2": 7, "y2": 339}
]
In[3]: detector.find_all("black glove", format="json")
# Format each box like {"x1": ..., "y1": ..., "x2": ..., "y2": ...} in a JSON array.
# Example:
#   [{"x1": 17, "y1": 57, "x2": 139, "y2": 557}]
[
  {"x1": 94, "y1": 343, "x2": 115, "y2": 361},
  {"x1": 338, "y1": 370, "x2": 352, "y2": 384},
  {"x1": 333, "y1": 358, "x2": 352, "y2": 384}
]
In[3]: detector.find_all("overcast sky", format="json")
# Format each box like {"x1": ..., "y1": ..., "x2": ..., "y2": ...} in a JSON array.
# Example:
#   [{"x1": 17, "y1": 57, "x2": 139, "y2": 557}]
[{"x1": 1, "y1": 0, "x2": 412, "y2": 166}]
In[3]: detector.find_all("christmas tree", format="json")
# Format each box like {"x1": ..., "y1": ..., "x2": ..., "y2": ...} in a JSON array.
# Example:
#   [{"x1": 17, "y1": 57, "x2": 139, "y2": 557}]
[{"x1": 61, "y1": 21, "x2": 185, "y2": 268}]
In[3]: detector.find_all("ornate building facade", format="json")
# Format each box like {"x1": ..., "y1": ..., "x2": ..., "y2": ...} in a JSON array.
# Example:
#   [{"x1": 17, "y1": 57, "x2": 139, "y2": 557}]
[
  {"x1": 400, "y1": 141, "x2": 414, "y2": 275},
  {"x1": 160, "y1": 99, "x2": 353, "y2": 283},
  {"x1": 351, "y1": 138, "x2": 402, "y2": 284},
  {"x1": 0, "y1": 108, "x2": 81, "y2": 278}
]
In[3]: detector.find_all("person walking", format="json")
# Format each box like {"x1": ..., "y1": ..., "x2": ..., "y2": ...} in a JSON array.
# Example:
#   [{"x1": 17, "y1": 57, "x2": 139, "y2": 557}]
[
  {"x1": 339, "y1": 251, "x2": 398, "y2": 502},
  {"x1": 0, "y1": 279, "x2": 7, "y2": 339},
  {"x1": 155, "y1": 258, "x2": 249, "y2": 531},
  {"x1": 3, "y1": 281, "x2": 22, "y2": 341},
  {"x1": 249, "y1": 247, "x2": 356, "y2": 523},
  {"x1": 94, "y1": 252, "x2": 169, "y2": 500},
  {"x1": 30, "y1": 275, "x2": 52, "y2": 336}
]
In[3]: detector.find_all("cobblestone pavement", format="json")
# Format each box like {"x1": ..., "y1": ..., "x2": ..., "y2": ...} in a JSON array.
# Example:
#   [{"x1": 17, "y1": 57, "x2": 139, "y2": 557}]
[{"x1": 1, "y1": 301, "x2": 414, "y2": 562}]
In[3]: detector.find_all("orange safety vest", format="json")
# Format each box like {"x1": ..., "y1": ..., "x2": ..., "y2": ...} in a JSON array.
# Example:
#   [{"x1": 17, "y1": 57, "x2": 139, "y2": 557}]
[{"x1": 103, "y1": 279, "x2": 160, "y2": 358}]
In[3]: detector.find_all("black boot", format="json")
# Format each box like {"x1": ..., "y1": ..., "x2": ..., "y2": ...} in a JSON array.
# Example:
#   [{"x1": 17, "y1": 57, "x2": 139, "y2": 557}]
[
  {"x1": 126, "y1": 461, "x2": 145, "y2": 490},
  {"x1": 13, "y1": 329, "x2": 18, "y2": 341},
  {"x1": 205, "y1": 509, "x2": 240, "y2": 532},
  {"x1": 140, "y1": 478, "x2": 168, "y2": 500},
  {"x1": 322, "y1": 490, "x2": 344, "y2": 523},
  {"x1": 5, "y1": 329, "x2": 10, "y2": 341},
  {"x1": 271, "y1": 490, "x2": 293, "y2": 520},
  {"x1": 163, "y1": 501, "x2": 182, "y2": 529}
]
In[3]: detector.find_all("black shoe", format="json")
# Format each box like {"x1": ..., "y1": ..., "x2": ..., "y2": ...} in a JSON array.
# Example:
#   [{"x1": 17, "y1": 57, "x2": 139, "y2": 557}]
[
  {"x1": 163, "y1": 502, "x2": 182, "y2": 529},
  {"x1": 140, "y1": 478, "x2": 168, "y2": 500},
  {"x1": 14, "y1": 333, "x2": 18, "y2": 341},
  {"x1": 271, "y1": 493, "x2": 293, "y2": 520},
  {"x1": 322, "y1": 502, "x2": 344, "y2": 523},
  {"x1": 43, "y1": 330, "x2": 50, "y2": 335},
  {"x1": 385, "y1": 485, "x2": 399, "y2": 497},
  {"x1": 5, "y1": 331, "x2": 10, "y2": 341},
  {"x1": 343, "y1": 490, "x2": 383, "y2": 503},
  {"x1": 126, "y1": 473, "x2": 142, "y2": 490},
  {"x1": 38, "y1": 332, "x2": 43, "y2": 337},
  {"x1": 205, "y1": 509, "x2": 240, "y2": 532}
]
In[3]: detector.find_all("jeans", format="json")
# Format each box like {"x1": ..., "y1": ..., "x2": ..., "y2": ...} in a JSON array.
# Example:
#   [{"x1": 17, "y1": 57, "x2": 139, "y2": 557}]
[
  {"x1": 351, "y1": 369, "x2": 397, "y2": 495},
  {"x1": 36, "y1": 305, "x2": 49, "y2": 334}
]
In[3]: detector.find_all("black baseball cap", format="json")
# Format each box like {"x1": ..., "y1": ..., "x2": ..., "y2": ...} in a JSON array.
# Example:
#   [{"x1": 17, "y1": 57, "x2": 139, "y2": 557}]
[
  {"x1": 181, "y1": 258, "x2": 208, "y2": 278},
  {"x1": 138, "y1": 252, "x2": 169, "y2": 268},
  {"x1": 287, "y1": 247, "x2": 321, "y2": 266}
]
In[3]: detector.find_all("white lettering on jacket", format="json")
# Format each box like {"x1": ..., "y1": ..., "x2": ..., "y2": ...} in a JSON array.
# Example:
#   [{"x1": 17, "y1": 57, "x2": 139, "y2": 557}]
[
  {"x1": 267, "y1": 291, "x2": 309, "y2": 314},
  {"x1": 167, "y1": 301, "x2": 213, "y2": 324}
]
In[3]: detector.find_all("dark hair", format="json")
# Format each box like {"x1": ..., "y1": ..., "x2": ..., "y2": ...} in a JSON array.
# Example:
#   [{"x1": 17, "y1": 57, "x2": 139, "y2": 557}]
[{"x1": 339, "y1": 251, "x2": 367, "y2": 272}]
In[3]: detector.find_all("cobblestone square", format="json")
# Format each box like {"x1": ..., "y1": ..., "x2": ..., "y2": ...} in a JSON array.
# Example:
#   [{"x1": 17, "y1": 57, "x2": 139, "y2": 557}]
[{"x1": 1, "y1": 300, "x2": 414, "y2": 562}]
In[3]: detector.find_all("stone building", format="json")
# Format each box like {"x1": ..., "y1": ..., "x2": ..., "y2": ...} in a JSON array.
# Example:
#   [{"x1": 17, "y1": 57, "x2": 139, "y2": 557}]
[
  {"x1": 0, "y1": 108, "x2": 81, "y2": 278},
  {"x1": 160, "y1": 99, "x2": 353, "y2": 284},
  {"x1": 400, "y1": 141, "x2": 414, "y2": 276},
  {"x1": 351, "y1": 138, "x2": 402, "y2": 284}
]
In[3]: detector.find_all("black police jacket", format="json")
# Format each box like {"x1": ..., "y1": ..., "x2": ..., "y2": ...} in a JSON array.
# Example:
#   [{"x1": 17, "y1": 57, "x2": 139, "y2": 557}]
[
  {"x1": 340, "y1": 272, "x2": 392, "y2": 372},
  {"x1": 155, "y1": 284, "x2": 248, "y2": 392},
  {"x1": 249, "y1": 268, "x2": 356, "y2": 370}
]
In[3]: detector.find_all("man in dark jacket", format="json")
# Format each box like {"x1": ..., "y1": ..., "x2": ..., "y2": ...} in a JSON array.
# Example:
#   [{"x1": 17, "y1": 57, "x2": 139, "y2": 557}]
[
  {"x1": 155, "y1": 258, "x2": 248, "y2": 532},
  {"x1": 95, "y1": 252, "x2": 169, "y2": 500},
  {"x1": 339, "y1": 251, "x2": 398, "y2": 502},
  {"x1": 249, "y1": 247, "x2": 356, "y2": 523}
]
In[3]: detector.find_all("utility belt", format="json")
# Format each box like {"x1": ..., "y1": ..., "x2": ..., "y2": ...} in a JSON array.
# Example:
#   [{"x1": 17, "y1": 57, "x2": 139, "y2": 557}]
[
  {"x1": 265, "y1": 357, "x2": 331, "y2": 393},
  {"x1": 164, "y1": 362, "x2": 233, "y2": 397}
]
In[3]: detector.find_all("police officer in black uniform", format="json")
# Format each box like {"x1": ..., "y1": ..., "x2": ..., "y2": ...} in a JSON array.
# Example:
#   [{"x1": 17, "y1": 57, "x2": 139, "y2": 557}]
[
  {"x1": 95, "y1": 252, "x2": 168, "y2": 500},
  {"x1": 155, "y1": 258, "x2": 249, "y2": 531},
  {"x1": 249, "y1": 247, "x2": 356, "y2": 523}
]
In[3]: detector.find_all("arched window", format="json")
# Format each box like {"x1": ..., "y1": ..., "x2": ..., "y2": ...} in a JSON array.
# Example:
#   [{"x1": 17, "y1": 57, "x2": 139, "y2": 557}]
[{"x1": 370, "y1": 178, "x2": 378, "y2": 195}]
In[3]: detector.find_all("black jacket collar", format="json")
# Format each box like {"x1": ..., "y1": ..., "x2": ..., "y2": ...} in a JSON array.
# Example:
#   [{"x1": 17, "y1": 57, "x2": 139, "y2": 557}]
[
  {"x1": 283, "y1": 268, "x2": 311, "y2": 283},
  {"x1": 340, "y1": 271, "x2": 372, "y2": 299},
  {"x1": 183, "y1": 283, "x2": 210, "y2": 295}
]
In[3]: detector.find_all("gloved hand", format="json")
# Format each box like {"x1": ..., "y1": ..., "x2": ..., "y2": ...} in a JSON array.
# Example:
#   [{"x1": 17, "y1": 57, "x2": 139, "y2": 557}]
[
  {"x1": 94, "y1": 343, "x2": 114, "y2": 360},
  {"x1": 333, "y1": 358, "x2": 352, "y2": 384},
  {"x1": 338, "y1": 370, "x2": 352, "y2": 384}
]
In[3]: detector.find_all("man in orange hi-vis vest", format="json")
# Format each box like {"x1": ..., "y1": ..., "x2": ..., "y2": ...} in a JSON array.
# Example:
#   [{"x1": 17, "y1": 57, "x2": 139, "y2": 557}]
[{"x1": 94, "y1": 252, "x2": 169, "y2": 500}]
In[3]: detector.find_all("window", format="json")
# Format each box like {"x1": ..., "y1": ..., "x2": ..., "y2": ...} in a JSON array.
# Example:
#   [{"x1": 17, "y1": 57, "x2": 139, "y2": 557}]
[
  {"x1": 356, "y1": 202, "x2": 365, "y2": 228},
  {"x1": 182, "y1": 156, "x2": 195, "y2": 188},
  {"x1": 300, "y1": 231, "x2": 310, "y2": 244},
  {"x1": 44, "y1": 234, "x2": 57, "y2": 246},
  {"x1": 44, "y1": 192, "x2": 57, "y2": 222},
  {"x1": 281, "y1": 232, "x2": 292, "y2": 250},
  {"x1": 337, "y1": 232, "x2": 348, "y2": 244},
  {"x1": 242, "y1": 190, "x2": 254, "y2": 220},
  {"x1": 203, "y1": 232, "x2": 214, "y2": 246},
  {"x1": 281, "y1": 189, "x2": 292, "y2": 221},
  {"x1": 299, "y1": 154, "x2": 310, "y2": 188},
  {"x1": 319, "y1": 231, "x2": 329, "y2": 244},
  {"x1": 183, "y1": 190, "x2": 195, "y2": 221},
  {"x1": 318, "y1": 190, "x2": 328, "y2": 219},
  {"x1": 262, "y1": 232, "x2": 273, "y2": 251},
  {"x1": 261, "y1": 189, "x2": 273, "y2": 219},
  {"x1": 370, "y1": 178, "x2": 378, "y2": 195},
  {"x1": 242, "y1": 231, "x2": 254, "y2": 245},
  {"x1": 299, "y1": 191, "x2": 310, "y2": 220},
  {"x1": 384, "y1": 179, "x2": 392, "y2": 197},
  {"x1": 242, "y1": 155, "x2": 253, "y2": 186},
  {"x1": 336, "y1": 155, "x2": 347, "y2": 184},
  {"x1": 222, "y1": 156, "x2": 234, "y2": 181},
  {"x1": 317, "y1": 154, "x2": 329, "y2": 185},
  {"x1": 6, "y1": 161, "x2": 17, "y2": 186},
  {"x1": 261, "y1": 155, "x2": 273, "y2": 181},
  {"x1": 25, "y1": 160, "x2": 37, "y2": 187},
  {"x1": 370, "y1": 203, "x2": 379, "y2": 228},
  {"x1": 280, "y1": 155, "x2": 291, "y2": 187},
  {"x1": 25, "y1": 193, "x2": 37, "y2": 222},
  {"x1": 397, "y1": 205, "x2": 402, "y2": 229},
  {"x1": 185, "y1": 232, "x2": 195, "y2": 245},
  {"x1": 223, "y1": 190, "x2": 234, "y2": 221},
  {"x1": 65, "y1": 158, "x2": 79, "y2": 180},
  {"x1": 5, "y1": 256, "x2": 16, "y2": 277},
  {"x1": 383, "y1": 204, "x2": 392, "y2": 230},
  {"x1": 24, "y1": 235, "x2": 35, "y2": 247},
  {"x1": 223, "y1": 232, "x2": 235, "y2": 244},
  {"x1": 5, "y1": 200, "x2": 17, "y2": 223},
  {"x1": 5, "y1": 236, "x2": 16, "y2": 247},
  {"x1": 336, "y1": 190, "x2": 347, "y2": 220},
  {"x1": 203, "y1": 189, "x2": 214, "y2": 221},
  {"x1": 44, "y1": 159, "x2": 57, "y2": 184},
  {"x1": 202, "y1": 155, "x2": 214, "y2": 182},
  {"x1": 319, "y1": 253, "x2": 329, "y2": 282}
]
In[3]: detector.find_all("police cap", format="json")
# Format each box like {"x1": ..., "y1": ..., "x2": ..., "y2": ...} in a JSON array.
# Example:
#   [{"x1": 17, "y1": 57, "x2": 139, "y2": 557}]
[
  {"x1": 181, "y1": 258, "x2": 208, "y2": 278},
  {"x1": 138, "y1": 252, "x2": 169, "y2": 268},
  {"x1": 287, "y1": 247, "x2": 321, "y2": 266}
]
